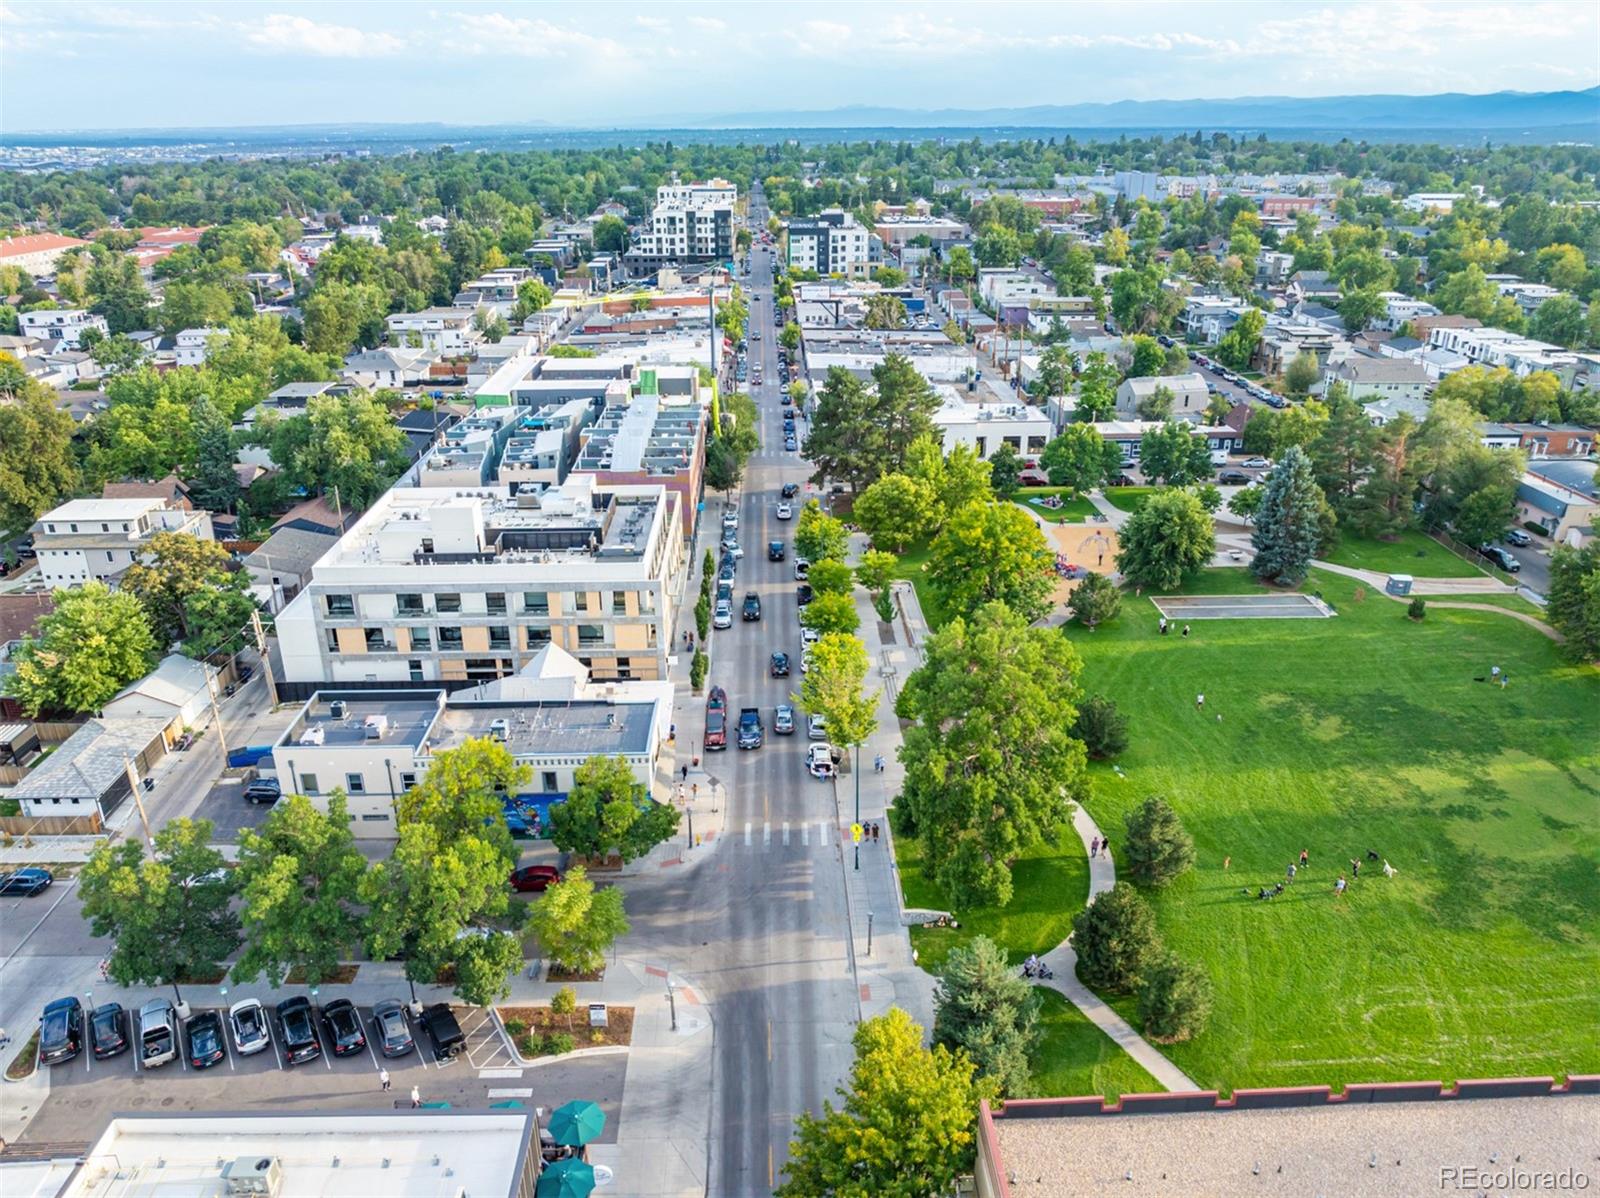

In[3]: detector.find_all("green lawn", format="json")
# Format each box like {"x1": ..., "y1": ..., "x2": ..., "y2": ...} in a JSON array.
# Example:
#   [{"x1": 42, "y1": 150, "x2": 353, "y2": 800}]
[
  {"x1": 1101, "y1": 486, "x2": 1158, "y2": 513},
  {"x1": 1321, "y1": 530, "x2": 1491, "y2": 579},
  {"x1": 1011, "y1": 488, "x2": 1099, "y2": 524},
  {"x1": 1058, "y1": 568, "x2": 1599, "y2": 1092},
  {"x1": 894, "y1": 809, "x2": 1087, "y2": 973},
  {"x1": 890, "y1": 539, "x2": 949, "y2": 630},
  {"x1": 1026, "y1": 988, "x2": 1162, "y2": 1100}
]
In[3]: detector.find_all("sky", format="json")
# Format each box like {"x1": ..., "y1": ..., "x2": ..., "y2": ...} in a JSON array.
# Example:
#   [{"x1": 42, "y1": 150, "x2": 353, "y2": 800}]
[{"x1": 2, "y1": 0, "x2": 1597, "y2": 132}]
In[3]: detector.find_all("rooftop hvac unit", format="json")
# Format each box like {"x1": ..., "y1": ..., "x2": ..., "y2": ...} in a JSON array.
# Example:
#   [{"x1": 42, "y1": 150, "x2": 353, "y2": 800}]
[{"x1": 222, "y1": 1156, "x2": 283, "y2": 1198}]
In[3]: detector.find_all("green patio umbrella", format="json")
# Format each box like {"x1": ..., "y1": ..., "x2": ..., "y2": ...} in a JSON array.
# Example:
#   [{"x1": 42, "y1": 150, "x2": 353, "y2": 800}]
[
  {"x1": 547, "y1": 1099, "x2": 606, "y2": 1146},
  {"x1": 535, "y1": 1156, "x2": 595, "y2": 1198}
]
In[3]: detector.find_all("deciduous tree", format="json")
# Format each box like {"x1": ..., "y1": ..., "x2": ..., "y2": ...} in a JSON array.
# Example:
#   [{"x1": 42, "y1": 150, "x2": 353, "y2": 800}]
[
  {"x1": 548, "y1": 755, "x2": 677, "y2": 863},
  {"x1": 1546, "y1": 542, "x2": 1600, "y2": 664},
  {"x1": 5, "y1": 584, "x2": 156, "y2": 716},
  {"x1": 795, "y1": 499, "x2": 850, "y2": 563},
  {"x1": 526, "y1": 866, "x2": 628, "y2": 976},
  {"x1": 1138, "y1": 421, "x2": 1213, "y2": 487},
  {"x1": 1115, "y1": 488, "x2": 1215, "y2": 592},
  {"x1": 1067, "y1": 571, "x2": 1121, "y2": 628},
  {"x1": 800, "y1": 591, "x2": 861, "y2": 637},
  {"x1": 853, "y1": 472, "x2": 937, "y2": 553},
  {"x1": 1040, "y1": 424, "x2": 1120, "y2": 493},
  {"x1": 121, "y1": 532, "x2": 239, "y2": 645},
  {"x1": 927, "y1": 500, "x2": 1055, "y2": 624},
  {"x1": 0, "y1": 380, "x2": 79, "y2": 537}
]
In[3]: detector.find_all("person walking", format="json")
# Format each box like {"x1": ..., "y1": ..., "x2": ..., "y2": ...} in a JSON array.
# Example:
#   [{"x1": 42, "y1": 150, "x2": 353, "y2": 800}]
[
  {"x1": 681, "y1": 764, "x2": 689, "y2": 783},
  {"x1": 1351, "y1": 858, "x2": 1361, "y2": 879},
  {"x1": 1100, "y1": 837, "x2": 1110, "y2": 860},
  {"x1": 1299, "y1": 848, "x2": 1309, "y2": 868},
  {"x1": 1490, "y1": 665, "x2": 1501, "y2": 684},
  {"x1": 872, "y1": 823, "x2": 880, "y2": 843},
  {"x1": 379, "y1": 1067, "x2": 391, "y2": 1092},
  {"x1": 1223, "y1": 855, "x2": 1230, "y2": 871},
  {"x1": 1196, "y1": 693, "x2": 1205, "y2": 711},
  {"x1": 1334, "y1": 875, "x2": 1346, "y2": 896},
  {"x1": 410, "y1": 1085, "x2": 421, "y2": 1108},
  {"x1": 1287, "y1": 862, "x2": 1296, "y2": 883},
  {"x1": 1159, "y1": 617, "x2": 1169, "y2": 635},
  {"x1": 1090, "y1": 835, "x2": 1100, "y2": 857},
  {"x1": 1182, "y1": 624, "x2": 1191, "y2": 638}
]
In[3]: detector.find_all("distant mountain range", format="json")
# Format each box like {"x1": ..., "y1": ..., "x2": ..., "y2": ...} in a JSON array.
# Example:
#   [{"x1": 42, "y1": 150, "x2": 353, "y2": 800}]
[{"x1": 681, "y1": 87, "x2": 1600, "y2": 133}]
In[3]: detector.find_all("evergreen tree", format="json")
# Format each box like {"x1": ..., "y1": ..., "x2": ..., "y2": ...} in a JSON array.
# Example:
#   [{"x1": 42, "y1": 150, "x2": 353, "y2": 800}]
[
  {"x1": 932, "y1": 936, "x2": 1039, "y2": 1096},
  {"x1": 1071, "y1": 882, "x2": 1161, "y2": 994},
  {"x1": 188, "y1": 394, "x2": 240, "y2": 513},
  {"x1": 1137, "y1": 954, "x2": 1214, "y2": 1043},
  {"x1": 1072, "y1": 694, "x2": 1129, "y2": 760},
  {"x1": 1250, "y1": 445, "x2": 1324, "y2": 586},
  {"x1": 1067, "y1": 571, "x2": 1122, "y2": 628},
  {"x1": 1121, "y1": 796, "x2": 1195, "y2": 887}
]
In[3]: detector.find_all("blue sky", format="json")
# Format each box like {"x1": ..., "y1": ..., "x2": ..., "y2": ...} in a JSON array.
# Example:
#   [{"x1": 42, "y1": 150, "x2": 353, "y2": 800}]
[{"x1": 2, "y1": 0, "x2": 1596, "y2": 132}]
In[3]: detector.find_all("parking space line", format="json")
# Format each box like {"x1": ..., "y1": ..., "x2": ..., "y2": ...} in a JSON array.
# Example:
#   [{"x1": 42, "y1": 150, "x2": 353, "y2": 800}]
[
  {"x1": 269, "y1": 1028, "x2": 284, "y2": 1071},
  {"x1": 316, "y1": 1023, "x2": 331, "y2": 1070}
]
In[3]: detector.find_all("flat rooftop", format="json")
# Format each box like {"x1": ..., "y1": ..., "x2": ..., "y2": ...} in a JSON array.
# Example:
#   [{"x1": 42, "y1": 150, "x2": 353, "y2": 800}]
[
  {"x1": 286, "y1": 693, "x2": 442, "y2": 749},
  {"x1": 66, "y1": 1111, "x2": 533, "y2": 1198},
  {"x1": 989, "y1": 1091, "x2": 1600, "y2": 1198},
  {"x1": 432, "y1": 700, "x2": 655, "y2": 758}
]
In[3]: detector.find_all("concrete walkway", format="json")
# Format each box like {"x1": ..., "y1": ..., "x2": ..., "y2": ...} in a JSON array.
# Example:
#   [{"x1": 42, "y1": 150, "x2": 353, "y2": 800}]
[{"x1": 1035, "y1": 806, "x2": 1199, "y2": 1094}]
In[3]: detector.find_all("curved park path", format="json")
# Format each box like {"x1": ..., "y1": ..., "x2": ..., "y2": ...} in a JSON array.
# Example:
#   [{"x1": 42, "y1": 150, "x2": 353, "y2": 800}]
[{"x1": 1036, "y1": 805, "x2": 1200, "y2": 1093}]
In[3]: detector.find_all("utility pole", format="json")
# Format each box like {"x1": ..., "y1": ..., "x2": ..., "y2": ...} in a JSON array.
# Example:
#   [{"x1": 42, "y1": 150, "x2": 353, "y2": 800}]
[
  {"x1": 853, "y1": 744, "x2": 860, "y2": 872},
  {"x1": 251, "y1": 609, "x2": 279, "y2": 708},
  {"x1": 205, "y1": 669, "x2": 229, "y2": 759},
  {"x1": 123, "y1": 755, "x2": 154, "y2": 848}
]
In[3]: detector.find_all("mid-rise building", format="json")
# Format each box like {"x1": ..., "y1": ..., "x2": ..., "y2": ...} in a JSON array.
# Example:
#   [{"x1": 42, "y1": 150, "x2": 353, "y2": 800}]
[
  {"x1": 626, "y1": 178, "x2": 737, "y2": 268},
  {"x1": 0, "y1": 232, "x2": 90, "y2": 276},
  {"x1": 787, "y1": 209, "x2": 871, "y2": 278},
  {"x1": 17, "y1": 308, "x2": 108, "y2": 350},
  {"x1": 31, "y1": 497, "x2": 214, "y2": 587},
  {"x1": 174, "y1": 326, "x2": 228, "y2": 367},
  {"x1": 386, "y1": 306, "x2": 477, "y2": 354},
  {"x1": 275, "y1": 473, "x2": 685, "y2": 686},
  {"x1": 931, "y1": 392, "x2": 1052, "y2": 459}
]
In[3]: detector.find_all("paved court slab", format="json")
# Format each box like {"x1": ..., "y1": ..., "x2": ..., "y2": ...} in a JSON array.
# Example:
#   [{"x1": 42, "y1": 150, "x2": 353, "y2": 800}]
[{"x1": 1151, "y1": 593, "x2": 1335, "y2": 619}]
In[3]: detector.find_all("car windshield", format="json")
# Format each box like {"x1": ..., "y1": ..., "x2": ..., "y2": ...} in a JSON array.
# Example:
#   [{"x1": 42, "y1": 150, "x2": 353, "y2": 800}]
[
  {"x1": 42, "y1": 1008, "x2": 70, "y2": 1041},
  {"x1": 192, "y1": 1020, "x2": 219, "y2": 1052},
  {"x1": 93, "y1": 1009, "x2": 121, "y2": 1038}
]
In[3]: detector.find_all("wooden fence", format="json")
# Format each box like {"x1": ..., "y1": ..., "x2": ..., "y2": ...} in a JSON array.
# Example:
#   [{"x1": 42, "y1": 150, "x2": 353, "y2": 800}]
[{"x1": 0, "y1": 812, "x2": 103, "y2": 836}]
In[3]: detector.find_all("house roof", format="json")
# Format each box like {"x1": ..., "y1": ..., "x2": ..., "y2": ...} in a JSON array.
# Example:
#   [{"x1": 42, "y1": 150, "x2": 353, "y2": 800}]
[
  {"x1": 105, "y1": 653, "x2": 215, "y2": 717},
  {"x1": 272, "y1": 495, "x2": 354, "y2": 535},
  {"x1": 1528, "y1": 459, "x2": 1597, "y2": 501},
  {"x1": 101, "y1": 475, "x2": 192, "y2": 507},
  {"x1": 344, "y1": 347, "x2": 433, "y2": 372},
  {"x1": 1122, "y1": 372, "x2": 1208, "y2": 397},
  {"x1": 0, "y1": 232, "x2": 90, "y2": 260},
  {"x1": 245, "y1": 526, "x2": 339, "y2": 576},
  {"x1": 1335, "y1": 356, "x2": 1432, "y2": 384},
  {"x1": 0, "y1": 592, "x2": 54, "y2": 647},
  {"x1": 1362, "y1": 395, "x2": 1431, "y2": 423},
  {"x1": 9, "y1": 715, "x2": 172, "y2": 801}
]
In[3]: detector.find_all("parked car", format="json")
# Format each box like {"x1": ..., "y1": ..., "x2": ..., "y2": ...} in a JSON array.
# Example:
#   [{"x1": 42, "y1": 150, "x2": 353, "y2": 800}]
[
  {"x1": 275, "y1": 996, "x2": 321, "y2": 1066},
  {"x1": 139, "y1": 999, "x2": 178, "y2": 1068},
  {"x1": 781, "y1": 483, "x2": 800, "y2": 498},
  {"x1": 39, "y1": 997, "x2": 84, "y2": 1065},
  {"x1": 419, "y1": 1003, "x2": 465, "y2": 1061},
  {"x1": 510, "y1": 864, "x2": 561, "y2": 892},
  {"x1": 797, "y1": 583, "x2": 813, "y2": 606},
  {"x1": 785, "y1": 436, "x2": 798, "y2": 452},
  {"x1": 770, "y1": 651, "x2": 790, "y2": 677},
  {"x1": 0, "y1": 868, "x2": 53, "y2": 896},
  {"x1": 721, "y1": 537, "x2": 743, "y2": 559},
  {"x1": 1480, "y1": 545, "x2": 1521, "y2": 572},
  {"x1": 776, "y1": 502, "x2": 792, "y2": 520},
  {"x1": 1218, "y1": 470, "x2": 1253, "y2": 486},
  {"x1": 321, "y1": 999, "x2": 367, "y2": 1056},
  {"x1": 371, "y1": 999, "x2": 416, "y2": 1058},
  {"x1": 794, "y1": 558, "x2": 810, "y2": 580},
  {"x1": 243, "y1": 778, "x2": 281, "y2": 806},
  {"x1": 89, "y1": 1002, "x2": 129, "y2": 1059},
  {"x1": 742, "y1": 593, "x2": 762, "y2": 622},
  {"x1": 807, "y1": 713, "x2": 828, "y2": 740},
  {"x1": 228, "y1": 999, "x2": 271, "y2": 1056},
  {"x1": 1241, "y1": 457, "x2": 1271, "y2": 468},
  {"x1": 774, "y1": 703, "x2": 796, "y2": 735},
  {"x1": 713, "y1": 599, "x2": 734, "y2": 629},
  {"x1": 704, "y1": 686, "x2": 728, "y2": 750},
  {"x1": 1504, "y1": 529, "x2": 1532, "y2": 547},
  {"x1": 186, "y1": 1010, "x2": 227, "y2": 1069},
  {"x1": 806, "y1": 742, "x2": 838, "y2": 778}
]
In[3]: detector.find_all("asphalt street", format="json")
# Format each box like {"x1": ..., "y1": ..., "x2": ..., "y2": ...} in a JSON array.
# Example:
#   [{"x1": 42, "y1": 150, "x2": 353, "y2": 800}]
[{"x1": 620, "y1": 181, "x2": 863, "y2": 1196}]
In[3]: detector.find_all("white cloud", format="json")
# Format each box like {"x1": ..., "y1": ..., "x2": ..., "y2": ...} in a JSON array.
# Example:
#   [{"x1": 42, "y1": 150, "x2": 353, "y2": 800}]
[
  {"x1": 688, "y1": 16, "x2": 727, "y2": 33},
  {"x1": 246, "y1": 13, "x2": 406, "y2": 58},
  {"x1": 440, "y1": 11, "x2": 625, "y2": 58},
  {"x1": 635, "y1": 15, "x2": 669, "y2": 31}
]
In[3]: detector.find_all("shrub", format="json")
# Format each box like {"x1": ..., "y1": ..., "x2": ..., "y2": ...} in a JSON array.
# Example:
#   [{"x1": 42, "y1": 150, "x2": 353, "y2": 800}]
[
  {"x1": 519, "y1": 1032, "x2": 542, "y2": 1057},
  {"x1": 1068, "y1": 572, "x2": 1122, "y2": 629},
  {"x1": 1137, "y1": 954, "x2": 1214, "y2": 1043},
  {"x1": 1071, "y1": 882, "x2": 1161, "y2": 993},
  {"x1": 1122, "y1": 796, "x2": 1196, "y2": 888},
  {"x1": 504, "y1": 1018, "x2": 527, "y2": 1037},
  {"x1": 875, "y1": 587, "x2": 895, "y2": 624},
  {"x1": 695, "y1": 596, "x2": 711, "y2": 640},
  {"x1": 543, "y1": 1031, "x2": 575, "y2": 1056},
  {"x1": 690, "y1": 650, "x2": 708, "y2": 691},
  {"x1": 1072, "y1": 694, "x2": 1129, "y2": 760},
  {"x1": 701, "y1": 548, "x2": 716, "y2": 586},
  {"x1": 550, "y1": 986, "x2": 577, "y2": 1027},
  {"x1": 590, "y1": 1029, "x2": 606, "y2": 1045},
  {"x1": 1408, "y1": 596, "x2": 1426, "y2": 621}
]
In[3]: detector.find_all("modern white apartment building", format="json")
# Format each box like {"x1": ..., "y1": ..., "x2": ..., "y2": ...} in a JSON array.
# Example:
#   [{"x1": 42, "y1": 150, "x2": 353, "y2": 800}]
[
  {"x1": 386, "y1": 306, "x2": 477, "y2": 354},
  {"x1": 275, "y1": 474, "x2": 685, "y2": 686},
  {"x1": 174, "y1": 326, "x2": 228, "y2": 366},
  {"x1": 17, "y1": 307, "x2": 109, "y2": 350},
  {"x1": 787, "y1": 209, "x2": 872, "y2": 278},
  {"x1": 1426, "y1": 325, "x2": 1578, "y2": 378},
  {"x1": 626, "y1": 178, "x2": 738, "y2": 267},
  {"x1": 931, "y1": 392, "x2": 1052, "y2": 459},
  {"x1": 31, "y1": 498, "x2": 215, "y2": 587}
]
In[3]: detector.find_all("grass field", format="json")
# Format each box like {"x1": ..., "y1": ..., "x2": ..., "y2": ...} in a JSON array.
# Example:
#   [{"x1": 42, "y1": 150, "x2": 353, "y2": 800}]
[
  {"x1": 1011, "y1": 488, "x2": 1099, "y2": 523},
  {"x1": 1101, "y1": 486, "x2": 1158, "y2": 513},
  {"x1": 1060, "y1": 568, "x2": 1599, "y2": 1092},
  {"x1": 1026, "y1": 988, "x2": 1162, "y2": 1100},
  {"x1": 1321, "y1": 530, "x2": 1490, "y2": 579},
  {"x1": 889, "y1": 539, "x2": 949, "y2": 630}
]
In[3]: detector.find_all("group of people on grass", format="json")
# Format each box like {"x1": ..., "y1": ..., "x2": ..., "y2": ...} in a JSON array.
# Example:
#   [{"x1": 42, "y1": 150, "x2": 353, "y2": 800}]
[{"x1": 1235, "y1": 846, "x2": 1397, "y2": 901}]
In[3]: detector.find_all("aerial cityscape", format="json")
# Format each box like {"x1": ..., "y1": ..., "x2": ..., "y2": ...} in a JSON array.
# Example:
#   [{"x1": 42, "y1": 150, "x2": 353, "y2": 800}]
[{"x1": 1, "y1": 3, "x2": 1598, "y2": 1196}]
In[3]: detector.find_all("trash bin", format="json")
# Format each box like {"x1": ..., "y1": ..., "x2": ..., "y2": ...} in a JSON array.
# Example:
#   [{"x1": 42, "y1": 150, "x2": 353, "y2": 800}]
[{"x1": 1386, "y1": 574, "x2": 1414, "y2": 596}]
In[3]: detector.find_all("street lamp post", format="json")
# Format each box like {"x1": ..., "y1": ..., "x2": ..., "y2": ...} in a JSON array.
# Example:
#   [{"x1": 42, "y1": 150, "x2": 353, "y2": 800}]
[{"x1": 853, "y1": 744, "x2": 860, "y2": 872}]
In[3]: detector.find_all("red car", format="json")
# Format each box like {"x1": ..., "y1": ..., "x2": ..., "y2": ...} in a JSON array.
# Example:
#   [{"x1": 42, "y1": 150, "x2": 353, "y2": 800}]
[{"x1": 510, "y1": 865, "x2": 562, "y2": 893}]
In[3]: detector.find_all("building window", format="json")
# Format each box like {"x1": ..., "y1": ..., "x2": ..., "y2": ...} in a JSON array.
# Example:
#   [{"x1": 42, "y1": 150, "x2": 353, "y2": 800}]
[
  {"x1": 409, "y1": 628, "x2": 431, "y2": 650},
  {"x1": 526, "y1": 627, "x2": 551, "y2": 650},
  {"x1": 435, "y1": 593, "x2": 461, "y2": 613},
  {"x1": 400, "y1": 772, "x2": 418, "y2": 790},
  {"x1": 408, "y1": 659, "x2": 424, "y2": 682},
  {"x1": 420, "y1": 538, "x2": 434, "y2": 554},
  {"x1": 578, "y1": 624, "x2": 605, "y2": 647},
  {"x1": 361, "y1": 813, "x2": 390, "y2": 822},
  {"x1": 438, "y1": 627, "x2": 463, "y2": 650},
  {"x1": 326, "y1": 630, "x2": 340, "y2": 652},
  {"x1": 488, "y1": 626, "x2": 512, "y2": 651},
  {"x1": 345, "y1": 773, "x2": 366, "y2": 794},
  {"x1": 325, "y1": 594, "x2": 355, "y2": 617},
  {"x1": 542, "y1": 771, "x2": 559, "y2": 791},
  {"x1": 612, "y1": 591, "x2": 628, "y2": 614},
  {"x1": 364, "y1": 628, "x2": 390, "y2": 651},
  {"x1": 486, "y1": 593, "x2": 507, "y2": 615},
  {"x1": 397, "y1": 593, "x2": 426, "y2": 616},
  {"x1": 299, "y1": 773, "x2": 319, "y2": 794}
]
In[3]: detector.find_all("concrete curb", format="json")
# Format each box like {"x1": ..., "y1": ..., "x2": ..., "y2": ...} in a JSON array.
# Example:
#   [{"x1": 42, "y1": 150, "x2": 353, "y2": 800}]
[{"x1": 511, "y1": 1044, "x2": 631, "y2": 1068}]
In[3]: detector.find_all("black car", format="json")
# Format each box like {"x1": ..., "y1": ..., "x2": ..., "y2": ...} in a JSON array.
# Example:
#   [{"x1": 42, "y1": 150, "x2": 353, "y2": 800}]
[
  {"x1": 797, "y1": 583, "x2": 813, "y2": 606},
  {"x1": 1218, "y1": 470, "x2": 1253, "y2": 485},
  {"x1": 89, "y1": 1002, "x2": 129, "y2": 1059},
  {"x1": 768, "y1": 540, "x2": 785, "y2": 561},
  {"x1": 781, "y1": 482, "x2": 800, "y2": 498},
  {"x1": 771, "y1": 651, "x2": 790, "y2": 677},
  {"x1": 742, "y1": 593, "x2": 762, "y2": 621},
  {"x1": 371, "y1": 999, "x2": 415, "y2": 1058},
  {"x1": 186, "y1": 1010, "x2": 227, "y2": 1069},
  {"x1": 0, "y1": 868, "x2": 53, "y2": 896},
  {"x1": 419, "y1": 1003, "x2": 465, "y2": 1061},
  {"x1": 243, "y1": 778, "x2": 281, "y2": 805},
  {"x1": 321, "y1": 999, "x2": 367, "y2": 1056},
  {"x1": 39, "y1": 997, "x2": 83, "y2": 1065},
  {"x1": 275, "y1": 996, "x2": 321, "y2": 1065}
]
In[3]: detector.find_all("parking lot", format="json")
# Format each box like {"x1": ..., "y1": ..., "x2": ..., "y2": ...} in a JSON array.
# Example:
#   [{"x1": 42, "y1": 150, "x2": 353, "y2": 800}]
[
  {"x1": 187, "y1": 773, "x2": 277, "y2": 841},
  {"x1": 18, "y1": 999, "x2": 624, "y2": 1146}
]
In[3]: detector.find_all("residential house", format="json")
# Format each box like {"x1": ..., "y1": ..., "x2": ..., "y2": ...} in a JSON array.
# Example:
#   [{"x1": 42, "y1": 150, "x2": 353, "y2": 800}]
[
  {"x1": 1516, "y1": 460, "x2": 1596, "y2": 548},
  {"x1": 272, "y1": 496, "x2": 358, "y2": 538},
  {"x1": 30, "y1": 497, "x2": 213, "y2": 587},
  {"x1": 102, "y1": 475, "x2": 193, "y2": 510},
  {"x1": 930, "y1": 394, "x2": 1051, "y2": 459},
  {"x1": 1506, "y1": 423, "x2": 1594, "y2": 459},
  {"x1": 1375, "y1": 292, "x2": 1440, "y2": 332},
  {"x1": 1477, "y1": 422, "x2": 1524, "y2": 450},
  {"x1": 1327, "y1": 355, "x2": 1433, "y2": 403},
  {"x1": 1115, "y1": 372, "x2": 1211, "y2": 420},
  {"x1": 1287, "y1": 270, "x2": 1340, "y2": 307},
  {"x1": 1092, "y1": 420, "x2": 1242, "y2": 461},
  {"x1": 386, "y1": 307, "x2": 477, "y2": 355},
  {"x1": 175, "y1": 327, "x2": 229, "y2": 367},
  {"x1": 1362, "y1": 395, "x2": 1432, "y2": 427},
  {"x1": 341, "y1": 346, "x2": 437, "y2": 389},
  {"x1": 0, "y1": 232, "x2": 90, "y2": 277},
  {"x1": 17, "y1": 308, "x2": 108, "y2": 351},
  {"x1": 244, "y1": 526, "x2": 339, "y2": 611},
  {"x1": 1425, "y1": 326, "x2": 1578, "y2": 380}
]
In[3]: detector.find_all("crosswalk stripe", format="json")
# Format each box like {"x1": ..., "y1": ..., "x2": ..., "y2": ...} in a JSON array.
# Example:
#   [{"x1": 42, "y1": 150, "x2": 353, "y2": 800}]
[
  {"x1": 821, "y1": 820, "x2": 830, "y2": 844},
  {"x1": 782, "y1": 821, "x2": 790, "y2": 845},
  {"x1": 802, "y1": 822, "x2": 809, "y2": 845},
  {"x1": 745, "y1": 821, "x2": 752, "y2": 846},
  {"x1": 763, "y1": 821, "x2": 771, "y2": 846}
]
